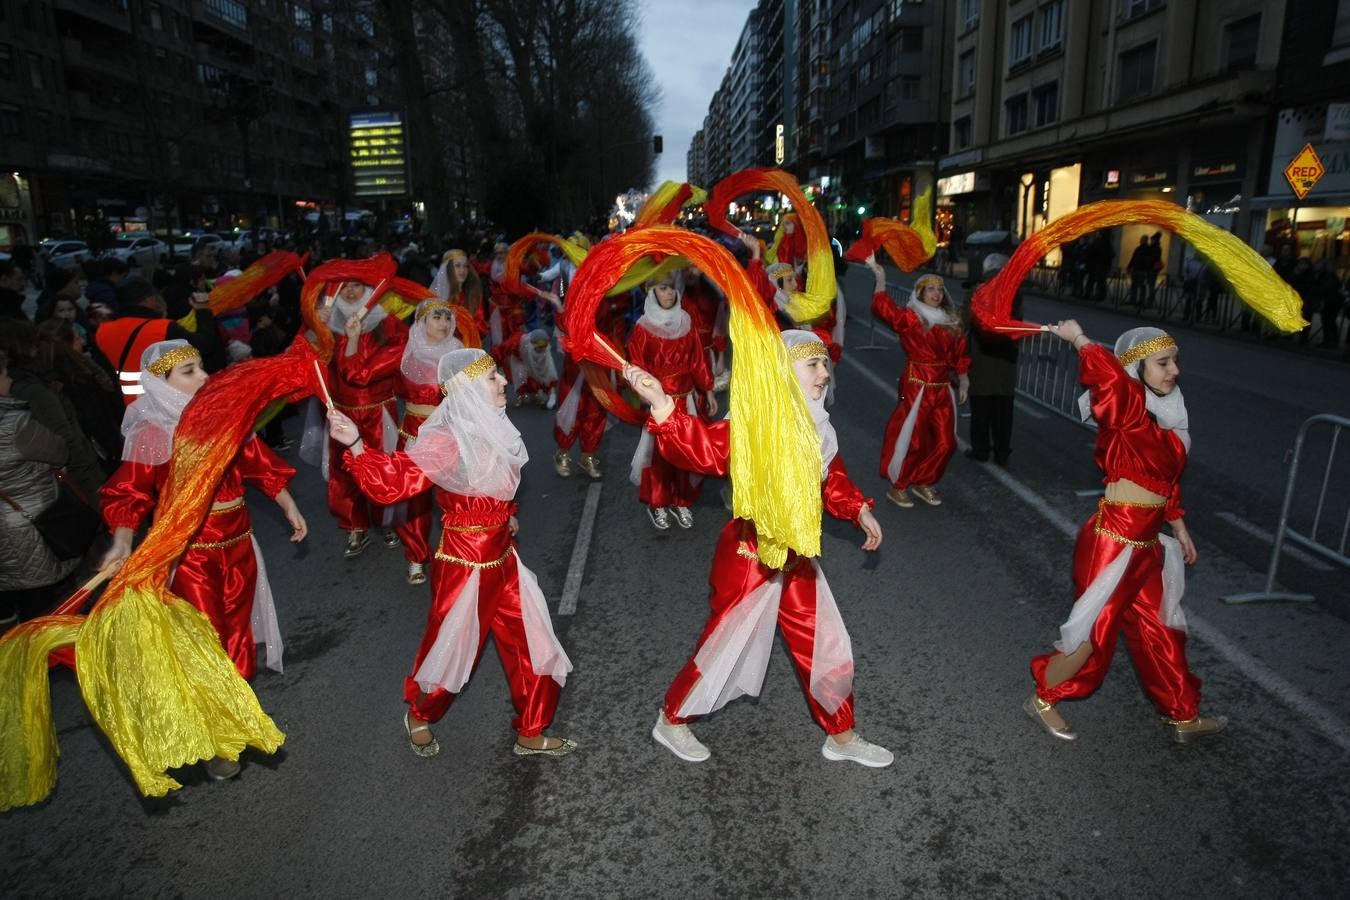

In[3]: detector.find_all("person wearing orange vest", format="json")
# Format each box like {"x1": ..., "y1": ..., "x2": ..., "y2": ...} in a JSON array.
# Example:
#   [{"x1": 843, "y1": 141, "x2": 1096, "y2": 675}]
[{"x1": 94, "y1": 279, "x2": 223, "y2": 407}]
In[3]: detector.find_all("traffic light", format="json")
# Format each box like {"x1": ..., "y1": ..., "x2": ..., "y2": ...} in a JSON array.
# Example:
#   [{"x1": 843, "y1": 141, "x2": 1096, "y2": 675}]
[{"x1": 653, "y1": 135, "x2": 663, "y2": 154}]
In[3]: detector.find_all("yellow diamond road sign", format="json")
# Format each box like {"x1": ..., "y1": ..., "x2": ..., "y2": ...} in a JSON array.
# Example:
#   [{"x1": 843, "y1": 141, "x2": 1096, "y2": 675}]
[{"x1": 1284, "y1": 143, "x2": 1325, "y2": 200}]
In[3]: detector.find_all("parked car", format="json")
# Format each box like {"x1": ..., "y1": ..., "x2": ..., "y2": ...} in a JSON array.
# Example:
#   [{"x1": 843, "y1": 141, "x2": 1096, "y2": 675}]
[
  {"x1": 171, "y1": 230, "x2": 225, "y2": 259},
  {"x1": 216, "y1": 230, "x2": 253, "y2": 255},
  {"x1": 102, "y1": 234, "x2": 170, "y2": 268},
  {"x1": 38, "y1": 239, "x2": 92, "y2": 273}
]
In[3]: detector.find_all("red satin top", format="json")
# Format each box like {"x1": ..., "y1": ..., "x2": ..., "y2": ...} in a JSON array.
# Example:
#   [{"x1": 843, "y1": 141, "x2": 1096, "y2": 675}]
[
  {"x1": 871, "y1": 293, "x2": 971, "y2": 382},
  {"x1": 332, "y1": 317, "x2": 408, "y2": 407},
  {"x1": 1079, "y1": 343, "x2": 1187, "y2": 520},
  {"x1": 398, "y1": 374, "x2": 441, "y2": 438},
  {"x1": 649, "y1": 404, "x2": 872, "y2": 526},
  {"x1": 628, "y1": 323, "x2": 713, "y2": 399},
  {"x1": 101, "y1": 436, "x2": 294, "y2": 531},
  {"x1": 682, "y1": 281, "x2": 722, "y2": 345},
  {"x1": 343, "y1": 448, "x2": 519, "y2": 560}
]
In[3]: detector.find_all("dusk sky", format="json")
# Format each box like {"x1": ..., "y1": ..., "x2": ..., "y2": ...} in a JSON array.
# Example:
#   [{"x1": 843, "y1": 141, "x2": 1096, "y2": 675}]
[{"x1": 637, "y1": 0, "x2": 759, "y2": 186}]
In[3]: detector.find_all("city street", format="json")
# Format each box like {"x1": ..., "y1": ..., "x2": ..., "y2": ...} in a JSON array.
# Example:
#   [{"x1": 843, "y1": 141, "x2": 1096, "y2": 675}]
[{"x1": 3, "y1": 266, "x2": 1348, "y2": 898}]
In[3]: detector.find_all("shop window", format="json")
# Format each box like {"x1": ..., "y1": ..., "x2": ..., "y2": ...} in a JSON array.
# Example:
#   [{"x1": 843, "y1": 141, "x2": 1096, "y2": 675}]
[
  {"x1": 1005, "y1": 93, "x2": 1028, "y2": 135},
  {"x1": 1116, "y1": 41, "x2": 1156, "y2": 102},
  {"x1": 958, "y1": 49, "x2": 976, "y2": 98},
  {"x1": 1222, "y1": 14, "x2": 1260, "y2": 72},
  {"x1": 1033, "y1": 81, "x2": 1058, "y2": 127},
  {"x1": 954, "y1": 115, "x2": 972, "y2": 150},
  {"x1": 1010, "y1": 15, "x2": 1033, "y2": 66},
  {"x1": 1040, "y1": 0, "x2": 1064, "y2": 51}
]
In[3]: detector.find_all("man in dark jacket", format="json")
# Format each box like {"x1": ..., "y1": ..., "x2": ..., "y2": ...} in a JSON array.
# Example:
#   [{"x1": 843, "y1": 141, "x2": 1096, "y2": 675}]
[
  {"x1": 965, "y1": 254, "x2": 1021, "y2": 466},
  {"x1": 0, "y1": 259, "x2": 28, "y2": 320}
]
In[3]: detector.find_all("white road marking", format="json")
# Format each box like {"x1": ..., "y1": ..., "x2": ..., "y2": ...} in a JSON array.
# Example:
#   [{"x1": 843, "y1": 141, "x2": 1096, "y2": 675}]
[
  {"x1": 841, "y1": 352, "x2": 1350, "y2": 754},
  {"x1": 1214, "y1": 511, "x2": 1334, "y2": 572},
  {"x1": 558, "y1": 481, "x2": 602, "y2": 616}
]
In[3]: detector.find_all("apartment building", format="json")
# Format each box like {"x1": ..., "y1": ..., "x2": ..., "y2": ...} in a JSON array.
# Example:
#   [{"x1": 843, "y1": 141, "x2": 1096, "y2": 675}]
[{"x1": 939, "y1": 0, "x2": 1284, "y2": 270}]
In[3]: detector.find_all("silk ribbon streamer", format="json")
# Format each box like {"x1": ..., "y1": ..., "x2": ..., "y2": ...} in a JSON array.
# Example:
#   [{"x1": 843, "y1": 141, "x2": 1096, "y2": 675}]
[
  {"x1": 844, "y1": 187, "x2": 938, "y2": 271},
  {"x1": 970, "y1": 199, "x2": 1308, "y2": 336},
  {"x1": 208, "y1": 250, "x2": 308, "y2": 316}
]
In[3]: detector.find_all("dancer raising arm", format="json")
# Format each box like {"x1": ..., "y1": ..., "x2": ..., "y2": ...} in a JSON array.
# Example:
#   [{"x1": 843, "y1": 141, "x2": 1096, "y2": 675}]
[
  {"x1": 625, "y1": 330, "x2": 889, "y2": 768},
  {"x1": 1024, "y1": 321, "x2": 1224, "y2": 744},
  {"x1": 327, "y1": 348, "x2": 574, "y2": 759}
]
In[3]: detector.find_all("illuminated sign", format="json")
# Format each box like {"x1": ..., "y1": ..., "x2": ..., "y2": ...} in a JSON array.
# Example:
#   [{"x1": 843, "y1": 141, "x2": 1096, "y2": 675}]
[
  {"x1": 775, "y1": 124, "x2": 785, "y2": 165},
  {"x1": 1283, "y1": 143, "x2": 1325, "y2": 200},
  {"x1": 1104, "y1": 169, "x2": 1121, "y2": 188},
  {"x1": 349, "y1": 111, "x2": 409, "y2": 198},
  {"x1": 937, "y1": 171, "x2": 975, "y2": 195}
]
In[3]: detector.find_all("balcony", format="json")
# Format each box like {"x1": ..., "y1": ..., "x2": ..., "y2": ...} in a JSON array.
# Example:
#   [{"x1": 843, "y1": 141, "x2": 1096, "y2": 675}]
[
  {"x1": 53, "y1": 0, "x2": 132, "y2": 34},
  {"x1": 60, "y1": 36, "x2": 136, "y2": 83}
]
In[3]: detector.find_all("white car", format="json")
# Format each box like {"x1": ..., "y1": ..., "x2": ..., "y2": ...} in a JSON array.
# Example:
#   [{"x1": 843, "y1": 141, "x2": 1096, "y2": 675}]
[
  {"x1": 39, "y1": 239, "x2": 92, "y2": 272},
  {"x1": 102, "y1": 234, "x2": 170, "y2": 268},
  {"x1": 172, "y1": 230, "x2": 225, "y2": 259}
]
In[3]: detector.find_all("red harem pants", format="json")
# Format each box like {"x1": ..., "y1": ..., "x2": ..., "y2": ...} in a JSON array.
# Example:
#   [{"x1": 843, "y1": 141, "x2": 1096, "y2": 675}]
[
  {"x1": 640, "y1": 394, "x2": 707, "y2": 509},
  {"x1": 553, "y1": 361, "x2": 606, "y2": 454},
  {"x1": 663, "y1": 520, "x2": 856, "y2": 735},
  {"x1": 404, "y1": 528, "x2": 561, "y2": 737},
  {"x1": 1030, "y1": 500, "x2": 1201, "y2": 720},
  {"x1": 328, "y1": 400, "x2": 394, "y2": 531},
  {"x1": 879, "y1": 377, "x2": 957, "y2": 490},
  {"x1": 173, "y1": 504, "x2": 260, "y2": 680},
  {"x1": 393, "y1": 411, "x2": 432, "y2": 565}
]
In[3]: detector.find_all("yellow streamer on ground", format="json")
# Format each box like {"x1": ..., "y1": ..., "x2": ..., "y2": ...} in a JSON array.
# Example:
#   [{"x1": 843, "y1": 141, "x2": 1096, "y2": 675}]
[{"x1": 0, "y1": 616, "x2": 82, "y2": 811}]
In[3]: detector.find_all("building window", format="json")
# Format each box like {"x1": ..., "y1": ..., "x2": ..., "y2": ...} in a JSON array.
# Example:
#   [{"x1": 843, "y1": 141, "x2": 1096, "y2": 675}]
[
  {"x1": 0, "y1": 104, "x2": 18, "y2": 136},
  {"x1": 901, "y1": 75, "x2": 921, "y2": 100},
  {"x1": 1116, "y1": 41, "x2": 1156, "y2": 102},
  {"x1": 954, "y1": 115, "x2": 972, "y2": 150},
  {"x1": 364, "y1": 67, "x2": 378, "y2": 88},
  {"x1": 958, "y1": 49, "x2": 976, "y2": 98},
  {"x1": 1122, "y1": 0, "x2": 1164, "y2": 19},
  {"x1": 294, "y1": 3, "x2": 312, "y2": 29},
  {"x1": 1010, "y1": 15, "x2": 1033, "y2": 65},
  {"x1": 1005, "y1": 93, "x2": 1028, "y2": 135},
  {"x1": 149, "y1": 2, "x2": 163, "y2": 30},
  {"x1": 899, "y1": 26, "x2": 923, "y2": 53},
  {"x1": 0, "y1": 45, "x2": 12, "y2": 81},
  {"x1": 1222, "y1": 14, "x2": 1260, "y2": 71},
  {"x1": 28, "y1": 53, "x2": 42, "y2": 90},
  {"x1": 204, "y1": 0, "x2": 248, "y2": 30},
  {"x1": 962, "y1": 0, "x2": 980, "y2": 31},
  {"x1": 1040, "y1": 0, "x2": 1064, "y2": 50},
  {"x1": 1032, "y1": 81, "x2": 1058, "y2": 127}
]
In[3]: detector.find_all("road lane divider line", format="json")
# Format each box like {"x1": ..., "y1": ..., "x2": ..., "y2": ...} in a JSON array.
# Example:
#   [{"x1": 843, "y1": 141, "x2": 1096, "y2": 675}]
[
  {"x1": 840, "y1": 352, "x2": 1350, "y2": 754},
  {"x1": 558, "y1": 481, "x2": 602, "y2": 617},
  {"x1": 1214, "y1": 511, "x2": 1334, "y2": 572}
]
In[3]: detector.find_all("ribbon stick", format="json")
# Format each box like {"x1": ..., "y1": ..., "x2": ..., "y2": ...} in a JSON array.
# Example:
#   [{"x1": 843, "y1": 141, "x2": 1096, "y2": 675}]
[
  {"x1": 354, "y1": 277, "x2": 392, "y2": 321},
  {"x1": 312, "y1": 360, "x2": 334, "y2": 411}
]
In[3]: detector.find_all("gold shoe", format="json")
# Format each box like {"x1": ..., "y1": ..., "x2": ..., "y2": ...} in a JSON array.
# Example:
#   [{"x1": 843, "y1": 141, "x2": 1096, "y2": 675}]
[
  {"x1": 886, "y1": 487, "x2": 914, "y2": 508},
  {"x1": 403, "y1": 711, "x2": 440, "y2": 758},
  {"x1": 910, "y1": 484, "x2": 942, "y2": 506},
  {"x1": 553, "y1": 449, "x2": 573, "y2": 478},
  {"x1": 1167, "y1": 714, "x2": 1228, "y2": 744},
  {"x1": 577, "y1": 453, "x2": 603, "y2": 480},
  {"x1": 513, "y1": 737, "x2": 579, "y2": 758},
  {"x1": 1023, "y1": 694, "x2": 1077, "y2": 741},
  {"x1": 406, "y1": 562, "x2": 427, "y2": 585}
]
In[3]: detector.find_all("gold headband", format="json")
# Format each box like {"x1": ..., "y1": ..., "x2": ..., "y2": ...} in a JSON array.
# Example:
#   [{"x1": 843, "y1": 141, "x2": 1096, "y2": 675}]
[
  {"x1": 443, "y1": 249, "x2": 467, "y2": 262},
  {"x1": 440, "y1": 354, "x2": 496, "y2": 394},
  {"x1": 417, "y1": 300, "x2": 452, "y2": 321},
  {"x1": 787, "y1": 341, "x2": 829, "y2": 361},
  {"x1": 1117, "y1": 335, "x2": 1177, "y2": 366},
  {"x1": 146, "y1": 345, "x2": 201, "y2": 377},
  {"x1": 914, "y1": 275, "x2": 944, "y2": 291}
]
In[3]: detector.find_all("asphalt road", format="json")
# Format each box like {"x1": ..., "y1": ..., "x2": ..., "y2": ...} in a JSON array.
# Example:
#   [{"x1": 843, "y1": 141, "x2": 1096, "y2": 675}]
[{"x1": 4, "y1": 266, "x2": 1349, "y2": 898}]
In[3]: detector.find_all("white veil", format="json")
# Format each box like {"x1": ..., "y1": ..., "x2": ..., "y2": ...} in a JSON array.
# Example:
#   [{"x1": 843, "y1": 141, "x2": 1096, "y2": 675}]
[
  {"x1": 120, "y1": 339, "x2": 198, "y2": 465},
  {"x1": 1077, "y1": 326, "x2": 1190, "y2": 452},
  {"x1": 401, "y1": 299, "x2": 464, "y2": 386},
  {"x1": 636, "y1": 286, "x2": 691, "y2": 339},
  {"x1": 407, "y1": 349, "x2": 528, "y2": 500},
  {"x1": 782, "y1": 329, "x2": 837, "y2": 476}
]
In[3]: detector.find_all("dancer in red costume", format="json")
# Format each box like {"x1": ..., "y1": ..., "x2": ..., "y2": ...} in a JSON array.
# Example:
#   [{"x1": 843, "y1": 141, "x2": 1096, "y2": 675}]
[
  {"x1": 430, "y1": 249, "x2": 487, "y2": 338},
  {"x1": 493, "y1": 327, "x2": 559, "y2": 408},
  {"x1": 98, "y1": 340, "x2": 308, "y2": 778},
  {"x1": 327, "y1": 348, "x2": 575, "y2": 758},
  {"x1": 679, "y1": 265, "x2": 729, "y2": 386},
  {"x1": 625, "y1": 330, "x2": 891, "y2": 767},
  {"x1": 627, "y1": 275, "x2": 716, "y2": 531},
  {"x1": 384, "y1": 298, "x2": 464, "y2": 585},
  {"x1": 1025, "y1": 322, "x2": 1226, "y2": 744},
  {"x1": 869, "y1": 262, "x2": 969, "y2": 508},
  {"x1": 327, "y1": 279, "x2": 409, "y2": 559},
  {"x1": 741, "y1": 232, "x2": 843, "y2": 364}
]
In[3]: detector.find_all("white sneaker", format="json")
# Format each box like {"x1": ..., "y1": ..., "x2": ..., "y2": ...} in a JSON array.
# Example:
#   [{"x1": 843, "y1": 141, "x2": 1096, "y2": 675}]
[
  {"x1": 406, "y1": 562, "x2": 427, "y2": 585},
  {"x1": 651, "y1": 714, "x2": 710, "y2": 762},
  {"x1": 821, "y1": 733, "x2": 894, "y2": 768},
  {"x1": 546, "y1": 389, "x2": 558, "y2": 410},
  {"x1": 672, "y1": 506, "x2": 694, "y2": 529},
  {"x1": 647, "y1": 506, "x2": 671, "y2": 531}
]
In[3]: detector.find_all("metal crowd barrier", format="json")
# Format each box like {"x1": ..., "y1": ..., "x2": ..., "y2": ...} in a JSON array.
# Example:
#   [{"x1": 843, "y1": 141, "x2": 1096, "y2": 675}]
[
  {"x1": 1013, "y1": 329, "x2": 1095, "y2": 427},
  {"x1": 1224, "y1": 414, "x2": 1350, "y2": 604}
]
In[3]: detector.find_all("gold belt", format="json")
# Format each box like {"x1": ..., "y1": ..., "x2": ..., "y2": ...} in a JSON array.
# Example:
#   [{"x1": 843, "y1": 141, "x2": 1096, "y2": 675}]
[
  {"x1": 434, "y1": 544, "x2": 515, "y2": 569},
  {"x1": 735, "y1": 540, "x2": 801, "y2": 572},
  {"x1": 404, "y1": 402, "x2": 437, "y2": 418},
  {"x1": 907, "y1": 375, "x2": 950, "y2": 388},
  {"x1": 189, "y1": 528, "x2": 253, "y2": 550},
  {"x1": 1093, "y1": 515, "x2": 1158, "y2": 549},
  {"x1": 398, "y1": 427, "x2": 418, "y2": 442},
  {"x1": 336, "y1": 397, "x2": 394, "y2": 412},
  {"x1": 1099, "y1": 496, "x2": 1166, "y2": 509},
  {"x1": 209, "y1": 498, "x2": 245, "y2": 515},
  {"x1": 442, "y1": 522, "x2": 508, "y2": 533}
]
